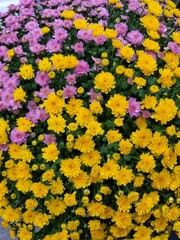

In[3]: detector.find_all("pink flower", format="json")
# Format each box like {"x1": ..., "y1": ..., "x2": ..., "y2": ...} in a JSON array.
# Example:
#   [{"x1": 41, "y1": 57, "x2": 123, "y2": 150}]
[
  {"x1": 38, "y1": 86, "x2": 55, "y2": 100},
  {"x1": 77, "y1": 30, "x2": 93, "y2": 43},
  {"x1": 127, "y1": 97, "x2": 141, "y2": 118},
  {"x1": 63, "y1": 85, "x2": 77, "y2": 98},
  {"x1": 115, "y1": 23, "x2": 128, "y2": 36},
  {"x1": 142, "y1": 110, "x2": 151, "y2": 119},
  {"x1": 88, "y1": 88, "x2": 102, "y2": 102},
  {"x1": 43, "y1": 134, "x2": 57, "y2": 145},
  {"x1": 74, "y1": 60, "x2": 90, "y2": 76},
  {"x1": 71, "y1": 42, "x2": 84, "y2": 54},
  {"x1": 10, "y1": 128, "x2": 29, "y2": 145},
  {"x1": 35, "y1": 71, "x2": 51, "y2": 87},
  {"x1": 65, "y1": 73, "x2": 76, "y2": 85}
]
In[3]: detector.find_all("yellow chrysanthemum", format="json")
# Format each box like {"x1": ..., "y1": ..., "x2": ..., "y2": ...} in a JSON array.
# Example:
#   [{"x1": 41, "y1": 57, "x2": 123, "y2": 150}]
[
  {"x1": 94, "y1": 71, "x2": 115, "y2": 94},
  {"x1": 31, "y1": 182, "x2": 49, "y2": 198},
  {"x1": 38, "y1": 58, "x2": 52, "y2": 72},
  {"x1": 74, "y1": 134, "x2": 95, "y2": 153},
  {"x1": 64, "y1": 55, "x2": 79, "y2": 69},
  {"x1": 61, "y1": 10, "x2": 76, "y2": 19},
  {"x1": 16, "y1": 117, "x2": 35, "y2": 132},
  {"x1": 46, "y1": 197, "x2": 66, "y2": 216},
  {"x1": 13, "y1": 86, "x2": 27, "y2": 102},
  {"x1": 19, "y1": 64, "x2": 35, "y2": 80},
  {"x1": 88, "y1": 23, "x2": 104, "y2": 37},
  {"x1": 163, "y1": 52, "x2": 179, "y2": 70},
  {"x1": 135, "y1": 51, "x2": 157, "y2": 76},
  {"x1": 136, "y1": 153, "x2": 156, "y2": 173},
  {"x1": 140, "y1": 14, "x2": 160, "y2": 31},
  {"x1": 120, "y1": 45, "x2": 135, "y2": 62},
  {"x1": 43, "y1": 92, "x2": 65, "y2": 115},
  {"x1": 106, "y1": 94, "x2": 128, "y2": 117},
  {"x1": 147, "y1": 1, "x2": 163, "y2": 17},
  {"x1": 60, "y1": 157, "x2": 81, "y2": 178},
  {"x1": 73, "y1": 19, "x2": 88, "y2": 29},
  {"x1": 151, "y1": 98, "x2": 178, "y2": 124},
  {"x1": 104, "y1": 28, "x2": 117, "y2": 39},
  {"x1": 143, "y1": 38, "x2": 160, "y2": 53},
  {"x1": 42, "y1": 143, "x2": 60, "y2": 162},
  {"x1": 47, "y1": 115, "x2": 66, "y2": 134}
]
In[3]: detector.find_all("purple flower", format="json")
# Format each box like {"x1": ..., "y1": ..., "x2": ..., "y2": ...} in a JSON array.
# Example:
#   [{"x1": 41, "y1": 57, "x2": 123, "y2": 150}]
[
  {"x1": 54, "y1": 27, "x2": 68, "y2": 42},
  {"x1": 126, "y1": 30, "x2": 144, "y2": 46},
  {"x1": 63, "y1": 85, "x2": 77, "y2": 99},
  {"x1": 10, "y1": 128, "x2": 29, "y2": 145},
  {"x1": 159, "y1": 23, "x2": 167, "y2": 34},
  {"x1": 43, "y1": 134, "x2": 57, "y2": 145},
  {"x1": 142, "y1": 110, "x2": 151, "y2": 119},
  {"x1": 128, "y1": 0, "x2": 142, "y2": 12},
  {"x1": 115, "y1": 23, "x2": 128, "y2": 36},
  {"x1": 46, "y1": 39, "x2": 62, "y2": 53},
  {"x1": 77, "y1": 30, "x2": 93, "y2": 43},
  {"x1": 127, "y1": 97, "x2": 141, "y2": 118},
  {"x1": 88, "y1": 88, "x2": 102, "y2": 102},
  {"x1": 167, "y1": 42, "x2": 180, "y2": 55},
  {"x1": 71, "y1": 42, "x2": 84, "y2": 54},
  {"x1": 37, "y1": 86, "x2": 55, "y2": 100},
  {"x1": 65, "y1": 73, "x2": 76, "y2": 85},
  {"x1": 35, "y1": 71, "x2": 51, "y2": 87},
  {"x1": 74, "y1": 60, "x2": 90, "y2": 76},
  {"x1": 93, "y1": 35, "x2": 107, "y2": 45}
]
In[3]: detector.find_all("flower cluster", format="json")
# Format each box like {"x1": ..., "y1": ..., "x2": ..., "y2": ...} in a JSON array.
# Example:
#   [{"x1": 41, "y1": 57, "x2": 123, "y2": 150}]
[{"x1": 0, "y1": 0, "x2": 180, "y2": 239}]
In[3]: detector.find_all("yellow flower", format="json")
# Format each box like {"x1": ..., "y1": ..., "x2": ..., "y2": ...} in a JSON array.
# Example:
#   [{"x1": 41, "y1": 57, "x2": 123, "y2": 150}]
[
  {"x1": 115, "y1": 167, "x2": 134, "y2": 186},
  {"x1": 88, "y1": 23, "x2": 104, "y2": 37},
  {"x1": 151, "y1": 218, "x2": 168, "y2": 232},
  {"x1": 75, "y1": 207, "x2": 86, "y2": 217},
  {"x1": 60, "y1": 157, "x2": 81, "y2": 178},
  {"x1": 73, "y1": 19, "x2": 88, "y2": 29},
  {"x1": 143, "y1": 38, "x2": 160, "y2": 52},
  {"x1": 61, "y1": 10, "x2": 76, "y2": 19},
  {"x1": 74, "y1": 134, "x2": 95, "y2": 153},
  {"x1": 171, "y1": 31, "x2": 180, "y2": 45},
  {"x1": 141, "y1": 95, "x2": 157, "y2": 109},
  {"x1": 64, "y1": 55, "x2": 79, "y2": 69},
  {"x1": 42, "y1": 169, "x2": 55, "y2": 182},
  {"x1": 150, "y1": 85, "x2": 159, "y2": 93},
  {"x1": 133, "y1": 77, "x2": 146, "y2": 89},
  {"x1": 135, "y1": 194, "x2": 154, "y2": 215},
  {"x1": 20, "y1": 64, "x2": 35, "y2": 80},
  {"x1": 80, "y1": 150, "x2": 101, "y2": 166},
  {"x1": 133, "y1": 226, "x2": 153, "y2": 240},
  {"x1": 16, "y1": 179, "x2": 32, "y2": 193},
  {"x1": 106, "y1": 94, "x2": 128, "y2": 117},
  {"x1": 106, "y1": 130, "x2": 122, "y2": 144},
  {"x1": 148, "y1": 1, "x2": 163, "y2": 16},
  {"x1": 0, "y1": 131, "x2": 8, "y2": 145},
  {"x1": 108, "y1": 0, "x2": 119, "y2": 4},
  {"x1": 112, "y1": 39, "x2": 123, "y2": 48},
  {"x1": 134, "y1": 175, "x2": 144, "y2": 187},
  {"x1": 25, "y1": 199, "x2": 38, "y2": 210},
  {"x1": 116, "y1": 195, "x2": 132, "y2": 212},
  {"x1": 148, "y1": 131, "x2": 169, "y2": 156},
  {"x1": 50, "y1": 54, "x2": 65, "y2": 70},
  {"x1": 31, "y1": 182, "x2": 49, "y2": 198},
  {"x1": 66, "y1": 98, "x2": 83, "y2": 117},
  {"x1": 130, "y1": 128, "x2": 152, "y2": 148},
  {"x1": 119, "y1": 139, "x2": 133, "y2": 155},
  {"x1": 71, "y1": 170, "x2": 90, "y2": 189},
  {"x1": 18, "y1": 227, "x2": 32, "y2": 240},
  {"x1": 116, "y1": 65, "x2": 125, "y2": 74},
  {"x1": 50, "y1": 177, "x2": 64, "y2": 195},
  {"x1": 86, "y1": 120, "x2": 104, "y2": 136},
  {"x1": 100, "y1": 159, "x2": 120, "y2": 179},
  {"x1": 135, "y1": 51, "x2": 157, "y2": 76},
  {"x1": 42, "y1": 143, "x2": 60, "y2": 162},
  {"x1": 47, "y1": 115, "x2": 66, "y2": 134},
  {"x1": 90, "y1": 101, "x2": 103, "y2": 114},
  {"x1": 94, "y1": 71, "x2": 115, "y2": 94},
  {"x1": 136, "y1": 153, "x2": 156, "y2": 173},
  {"x1": 112, "y1": 210, "x2": 132, "y2": 229},
  {"x1": 101, "y1": 58, "x2": 109, "y2": 66},
  {"x1": 149, "y1": 169, "x2": 171, "y2": 190},
  {"x1": 13, "y1": 86, "x2": 27, "y2": 102},
  {"x1": 64, "y1": 191, "x2": 77, "y2": 206},
  {"x1": 7, "y1": 49, "x2": 15, "y2": 60},
  {"x1": 33, "y1": 212, "x2": 49, "y2": 228},
  {"x1": 87, "y1": 201, "x2": 105, "y2": 217},
  {"x1": 41, "y1": 26, "x2": 50, "y2": 34},
  {"x1": 120, "y1": 45, "x2": 135, "y2": 62},
  {"x1": 104, "y1": 28, "x2": 117, "y2": 39},
  {"x1": 140, "y1": 14, "x2": 160, "y2": 31},
  {"x1": 158, "y1": 68, "x2": 175, "y2": 88},
  {"x1": 151, "y1": 98, "x2": 178, "y2": 124},
  {"x1": 110, "y1": 225, "x2": 130, "y2": 238},
  {"x1": 124, "y1": 68, "x2": 134, "y2": 78},
  {"x1": 38, "y1": 57, "x2": 52, "y2": 72},
  {"x1": 16, "y1": 117, "x2": 35, "y2": 132},
  {"x1": 163, "y1": 51, "x2": 179, "y2": 70},
  {"x1": 46, "y1": 197, "x2": 66, "y2": 216}
]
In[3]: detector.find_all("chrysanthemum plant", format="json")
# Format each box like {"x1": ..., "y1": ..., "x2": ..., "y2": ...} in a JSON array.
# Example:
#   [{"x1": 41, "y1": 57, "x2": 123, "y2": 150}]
[{"x1": 0, "y1": 0, "x2": 180, "y2": 239}]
